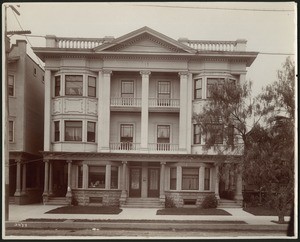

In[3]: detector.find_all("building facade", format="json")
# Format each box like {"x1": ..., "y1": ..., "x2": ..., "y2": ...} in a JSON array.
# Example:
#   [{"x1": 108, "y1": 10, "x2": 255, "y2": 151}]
[
  {"x1": 8, "y1": 40, "x2": 45, "y2": 204},
  {"x1": 33, "y1": 27, "x2": 257, "y2": 207}
]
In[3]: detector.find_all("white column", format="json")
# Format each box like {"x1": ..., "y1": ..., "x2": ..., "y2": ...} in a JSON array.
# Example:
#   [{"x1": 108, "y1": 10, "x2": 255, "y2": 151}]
[
  {"x1": 14, "y1": 159, "x2": 22, "y2": 196},
  {"x1": 83, "y1": 164, "x2": 88, "y2": 189},
  {"x1": 48, "y1": 162, "x2": 53, "y2": 196},
  {"x1": 120, "y1": 161, "x2": 127, "y2": 203},
  {"x1": 21, "y1": 162, "x2": 26, "y2": 195},
  {"x1": 186, "y1": 73, "x2": 193, "y2": 153},
  {"x1": 44, "y1": 69, "x2": 51, "y2": 151},
  {"x1": 160, "y1": 162, "x2": 166, "y2": 201},
  {"x1": 140, "y1": 71, "x2": 150, "y2": 151},
  {"x1": 105, "y1": 164, "x2": 111, "y2": 189},
  {"x1": 42, "y1": 159, "x2": 49, "y2": 197},
  {"x1": 98, "y1": 70, "x2": 112, "y2": 152},
  {"x1": 215, "y1": 163, "x2": 220, "y2": 200},
  {"x1": 199, "y1": 164, "x2": 205, "y2": 192},
  {"x1": 176, "y1": 166, "x2": 182, "y2": 190},
  {"x1": 66, "y1": 160, "x2": 72, "y2": 197},
  {"x1": 179, "y1": 72, "x2": 188, "y2": 151},
  {"x1": 235, "y1": 164, "x2": 243, "y2": 203}
]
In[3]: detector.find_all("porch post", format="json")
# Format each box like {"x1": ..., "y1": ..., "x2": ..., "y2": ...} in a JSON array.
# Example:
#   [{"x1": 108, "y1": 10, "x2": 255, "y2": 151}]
[
  {"x1": 42, "y1": 159, "x2": 49, "y2": 203},
  {"x1": 21, "y1": 162, "x2": 26, "y2": 195},
  {"x1": 14, "y1": 159, "x2": 22, "y2": 196},
  {"x1": 66, "y1": 160, "x2": 72, "y2": 204},
  {"x1": 160, "y1": 162, "x2": 166, "y2": 204},
  {"x1": 105, "y1": 164, "x2": 111, "y2": 189},
  {"x1": 120, "y1": 161, "x2": 127, "y2": 205},
  {"x1": 140, "y1": 70, "x2": 150, "y2": 151},
  {"x1": 234, "y1": 164, "x2": 243, "y2": 205},
  {"x1": 48, "y1": 161, "x2": 53, "y2": 196},
  {"x1": 199, "y1": 164, "x2": 205, "y2": 192},
  {"x1": 214, "y1": 163, "x2": 220, "y2": 200}
]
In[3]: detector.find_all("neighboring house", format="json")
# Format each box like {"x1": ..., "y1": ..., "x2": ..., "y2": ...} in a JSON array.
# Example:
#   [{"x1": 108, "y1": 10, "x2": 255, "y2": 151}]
[
  {"x1": 33, "y1": 26, "x2": 257, "y2": 207},
  {"x1": 8, "y1": 40, "x2": 45, "y2": 204}
]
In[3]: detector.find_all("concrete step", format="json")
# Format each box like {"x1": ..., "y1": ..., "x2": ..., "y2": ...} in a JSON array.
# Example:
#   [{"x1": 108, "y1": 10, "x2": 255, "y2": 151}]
[
  {"x1": 45, "y1": 197, "x2": 69, "y2": 205},
  {"x1": 9, "y1": 197, "x2": 15, "y2": 204},
  {"x1": 121, "y1": 198, "x2": 163, "y2": 208}
]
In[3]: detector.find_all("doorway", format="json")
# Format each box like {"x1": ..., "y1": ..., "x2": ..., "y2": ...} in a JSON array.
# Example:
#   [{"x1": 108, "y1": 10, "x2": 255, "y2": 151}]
[
  {"x1": 148, "y1": 168, "x2": 160, "y2": 197},
  {"x1": 129, "y1": 167, "x2": 142, "y2": 197}
]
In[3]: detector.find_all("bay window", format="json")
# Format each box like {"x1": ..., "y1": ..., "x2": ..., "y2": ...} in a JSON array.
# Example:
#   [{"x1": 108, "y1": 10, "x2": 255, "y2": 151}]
[
  {"x1": 193, "y1": 124, "x2": 202, "y2": 144},
  {"x1": 9, "y1": 121, "x2": 14, "y2": 142},
  {"x1": 206, "y1": 78, "x2": 225, "y2": 98},
  {"x1": 54, "y1": 121, "x2": 60, "y2": 141},
  {"x1": 55, "y1": 76, "x2": 61, "y2": 96},
  {"x1": 182, "y1": 168, "x2": 199, "y2": 190},
  {"x1": 88, "y1": 76, "x2": 96, "y2": 97},
  {"x1": 87, "y1": 121, "x2": 96, "y2": 142},
  {"x1": 194, "y1": 78, "x2": 202, "y2": 99},
  {"x1": 8, "y1": 75, "x2": 14, "y2": 96},
  {"x1": 65, "y1": 121, "x2": 82, "y2": 141},
  {"x1": 206, "y1": 123, "x2": 224, "y2": 144}
]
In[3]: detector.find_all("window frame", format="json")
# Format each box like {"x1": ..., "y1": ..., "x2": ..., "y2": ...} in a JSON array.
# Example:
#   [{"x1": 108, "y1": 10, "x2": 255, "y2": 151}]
[
  {"x1": 170, "y1": 167, "x2": 177, "y2": 190},
  {"x1": 65, "y1": 75, "x2": 83, "y2": 96},
  {"x1": 54, "y1": 120, "x2": 60, "y2": 142},
  {"x1": 121, "y1": 80, "x2": 134, "y2": 98},
  {"x1": 110, "y1": 166, "x2": 119, "y2": 189},
  {"x1": 77, "y1": 165, "x2": 83, "y2": 189},
  {"x1": 88, "y1": 165, "x2": 106, "y2": 189},
  {"x1": 54, "y1": 75, "x2": 61, "y2": 97},
  {"x1": 205, "y1": 123, "x2": 224, "y2": 144},
  {"x1": 64, "y1": 120, "x2": 83, "y2": 142},
  {"x1": 204, "y1": 167, "x2": 210, "y2": 191},
  {"x1": 120, "y1": 123, "x2": 134, "y2": 149},
  {"x1": 194, "y1": 78, "x2": 202, "y2": 99},
  {"x1": 182, "y1": 167, "x2": 199, "y2": 190},
  {"x1": 193, "y1": 124, "x2": 202, "y2": 144},
  {"x1": 206, "y1": 78, "x2": 225, "y2": 99},
  {"x1": 87, "y1": 121, "x2": 96, "y2": 142},
  {"x1": 88, "y1": 76, "x2": 97, "y2": 97},
  {"x1": 9, "y1": 120, "x2": 14, "y2": 142},
  {"x1": 8, "y1": 75, "x2": 15, "y2": 97}
]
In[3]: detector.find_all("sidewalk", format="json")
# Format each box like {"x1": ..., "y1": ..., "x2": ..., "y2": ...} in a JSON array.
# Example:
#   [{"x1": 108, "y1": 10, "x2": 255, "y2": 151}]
[{"x1": 7, "y1": 204, "x2": 290, "y2": 226}]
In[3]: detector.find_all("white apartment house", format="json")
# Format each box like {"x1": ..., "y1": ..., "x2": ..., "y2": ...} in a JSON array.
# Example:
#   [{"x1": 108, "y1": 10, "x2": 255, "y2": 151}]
[{"x1": 33, "y1": 27, "x2": 258, "y2": 207}]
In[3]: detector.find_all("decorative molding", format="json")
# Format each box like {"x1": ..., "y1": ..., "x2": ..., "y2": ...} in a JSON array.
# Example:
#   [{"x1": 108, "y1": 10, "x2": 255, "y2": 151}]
[
  {"x1": 178, "y1": 71, "x2": 189, "y2": 77},
  {"x1": 53, "y1": 99, "x2": 62, "y2": 114},
  {"x1": 102, "y1": 69, "x2": 112, "y2": 75},
  {"x1": 87, "y1": 99, "x2": 98, "y2": 115},
  {"x1": 140, "y1": 70, "x2": 151, "y2": 76},
  {"x1": 64, "y1": 98, "x2": 84, "y2": 113}
]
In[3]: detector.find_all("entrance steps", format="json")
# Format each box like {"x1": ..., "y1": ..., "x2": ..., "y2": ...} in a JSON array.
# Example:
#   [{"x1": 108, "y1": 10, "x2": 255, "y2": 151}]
[
  {"x1": 121, "y1": 198, "x2": 163, "y2": 208},
  {"x1": 44, "y1": 197, "x2": 69, "y2": 206},
  {"x1": 218, "y1": 199, "x2": 242, "y2": 208}
]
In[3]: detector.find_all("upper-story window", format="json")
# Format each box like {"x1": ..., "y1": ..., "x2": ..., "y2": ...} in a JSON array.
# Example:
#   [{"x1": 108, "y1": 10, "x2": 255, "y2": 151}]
[
  {"x1": 65, "y1": 75, "x2": 83, "y2": 96},
  {"x1": 9, "y1": 121, "x2": 14, "y2": 142},
  {"x1": 87, "y1": 121, "x2": 96, "y2": 142},
  {"x1": 206, "y1": 123, "x2": 224, "y2": 144},
  {"x1": 194, "y1": 79, "x2": 202, "y2": 99},
  {"x1": 88, "y1": 76, "x2": 96, "y2": 97},
  {"x1": 55, "y1": 76, "x2": 61, "y2": 96},
  {"x1": 54, "y1": 121, "x2": 60, "y2": 141},
  {"x1": 206, "y1": 78, "x2": 225, "y2": 99},
  {"x1": 8, "y1": 75, "x2": 14, "y2": 96},
  {"x1": 157, "y1": 125, "x2": 170, "y2": 150},
  {"x1": 65, "y1": 121, "x2": 82, "y2": 141},
  {"x1": 120, "y1": 124, "x2": 133, "y2": 150},
  {"x1": 193, "y1": 124, "x2": 202, "y2": 144},
  {"x1": 158, "y1": 81, "x2": 170, "y2": 106}
]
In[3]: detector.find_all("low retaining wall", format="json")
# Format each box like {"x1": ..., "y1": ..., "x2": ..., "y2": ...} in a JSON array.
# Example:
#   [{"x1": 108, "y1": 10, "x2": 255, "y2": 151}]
[
  {"x1": 72, "y1": 189, "x2": 121, "y2": 206},
  {"x1": 165, "y1": 191, "x2": 215, "y2": 207}
]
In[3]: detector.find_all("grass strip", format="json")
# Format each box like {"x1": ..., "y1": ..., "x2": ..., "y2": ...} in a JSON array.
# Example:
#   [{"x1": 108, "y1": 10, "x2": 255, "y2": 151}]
[
  {"x1": 156, "y1": 208, "x2": 231, "y2": 216},
  {"x1": 45, "y1": 206, "x2": 122, "y2": 214}
]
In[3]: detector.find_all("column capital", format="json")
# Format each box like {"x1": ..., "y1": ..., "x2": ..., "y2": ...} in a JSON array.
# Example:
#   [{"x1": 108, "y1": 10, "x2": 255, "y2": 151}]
[
  {"x1": 178, "y1": 71, "x2": 189, "y2": 77},
  {"x1": 102, "y1": 69, "x2": 113, "y2": 75},
  {"x1": 122, "y1": 161, "x2": 128, "y2": 165},
  {"x1": 160, "y1": 161, "x2": 166, "y2": 165},
  {"x1": 67, "y1": 160, "x2": 73, "y2": 164},
  {"x1": 140, "y1": 70, "x2": 151, "y2": 76},
  {"x1": 15, "y1": 159, "x2": 22, "y2": 164},
  {"x1": 43, "y1": 159, "x2": 49, "y2": 163}
]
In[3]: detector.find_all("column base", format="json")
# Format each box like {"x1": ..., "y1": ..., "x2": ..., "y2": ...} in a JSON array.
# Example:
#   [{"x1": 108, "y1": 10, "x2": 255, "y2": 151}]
[
  {"x1": 14, "y1": 190, "x2": 22, "y2": 197},
  {"x1": 160, "y1": 195, "x2": 166, "y2": 206},
  {"x1": 215, "y1": 194, "x2": 220, "y2": 200},
  {"x1": 42, "y1": 194, "x2": 49, "y2": 204},
  {"x1": 66, "y1": 190, "x2": 72, "y2": 205},
  {"x1": 234, "y1": 194, "x2": 243, "y2": 205},
  {"x1": 120, "y1": 190, "x2": 127, "y2": 205}
]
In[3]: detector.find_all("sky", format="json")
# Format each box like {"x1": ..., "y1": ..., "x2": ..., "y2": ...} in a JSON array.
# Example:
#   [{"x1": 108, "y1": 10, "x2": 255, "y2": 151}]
[{"x1": 4, "y1": 2, "x2": 296, "y2": 96}]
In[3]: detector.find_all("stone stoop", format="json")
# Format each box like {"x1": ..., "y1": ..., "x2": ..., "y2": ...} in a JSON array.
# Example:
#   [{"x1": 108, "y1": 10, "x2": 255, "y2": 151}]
[
  {"x1": 218, "y1": 199, "x2": 242, "y2": 208},
  {"x1": 121, "y1": 197, "x2": 164, "y2": 208},
  {"x1": 44, "y1": 197, "x2": 69, "y2": 206}
]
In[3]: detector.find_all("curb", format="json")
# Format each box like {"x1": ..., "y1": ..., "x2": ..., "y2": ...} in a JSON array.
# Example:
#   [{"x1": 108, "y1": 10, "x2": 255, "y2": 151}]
[{"x1": 6, "y1": 221, "x2": 289, "y2": 232}]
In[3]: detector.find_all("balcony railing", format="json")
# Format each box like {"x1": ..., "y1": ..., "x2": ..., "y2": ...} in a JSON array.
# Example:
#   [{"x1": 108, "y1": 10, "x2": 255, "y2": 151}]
[
  {"x1": 148, "y1": 143, "x2": 179, "y2": 151},
  {"x1": 110, "y1": 98, "x2": 141, "y2": 107},
  {"x1": 148, "y1": 98, "x2": 180, "y2": 108},
  {"x1": 110, "y1": 142, "x2": 140, "y2": 151}
]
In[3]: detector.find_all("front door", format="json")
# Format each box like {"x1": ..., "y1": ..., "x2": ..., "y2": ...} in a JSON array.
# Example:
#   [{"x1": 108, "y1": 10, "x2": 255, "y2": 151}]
[
  {"x1": 148, "y1": 168, "x2": 160, "y2": 197},
  {"x1": 129, "y1": 168, "x2": 142, "y2": 197}
]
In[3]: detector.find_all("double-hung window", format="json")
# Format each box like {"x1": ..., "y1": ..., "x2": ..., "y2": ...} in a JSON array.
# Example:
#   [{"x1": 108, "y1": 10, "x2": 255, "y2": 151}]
[
  {"x1": 87, "y1": 121, "x2": 96, "y2": 142},
  {"x1": 120, "y1": 124, "x2": 133, "y2": 150},
  {"x1": 54, "y1": 121, "x2": 60, "y2": 141},
  {"x1": 65, "y1": 121, "x2": 82, "y2": 141},
  {"x1": 65, "y1": 75, "x2": 83, "y2": 96},
  {"x1": 8, "y1": 75, "x2": 14, "y2": 96},
  {"x1": 121, "y1": 81, "x2": 134, "y2": 105},
  {"x1": 9, "y1": 121, "x2": 14, "y2": 142},
  {"x1": 55, "y1": 76, "x2": 61, "y2": 96},
  {"x1": 111, "y1": 166, "x2": 119, "y2": 189},
  {"x1": 194, "y1": 78, "x2": 202, "y2": 99},
  {"x1": 157, "y1": 125, "x2": 170, "y2": 150},
  {"x1": 158, "y1": 81, "x2": 170, "y2": 106},
  {"x1": 193, "y1": 124, "x2": 202, "y2": 144},
  {"x1": 88, "y1": 76, "x2": 96, "y2": 97},
  {"x1": 206, "y1": 123, "x2": 224, "y2": 144},
  {"x1": 170, "y1": 167, "x2": 177, "y2": 190},
  {"x1": 206, "y1": 78, "x2": 225, "y2": 99},
  {"x1": 182, "y1": 168, "x2": 199, "y2": 190}
]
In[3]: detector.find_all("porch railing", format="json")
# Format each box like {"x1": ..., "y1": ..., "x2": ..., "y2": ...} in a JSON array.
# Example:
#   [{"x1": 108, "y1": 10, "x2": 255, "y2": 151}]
[
  {"x1": 110, "y1": 98, "x2": 141, "y2": 107},
  {"x1": 148, "y1": 98, "x2": 180, "y2": 108},
  {"x1": 110, "y1": 142, "x2": 140, "y2": 151},
  {"x1": 148, "y1": 143, "x2": 179, "y2": 151}
]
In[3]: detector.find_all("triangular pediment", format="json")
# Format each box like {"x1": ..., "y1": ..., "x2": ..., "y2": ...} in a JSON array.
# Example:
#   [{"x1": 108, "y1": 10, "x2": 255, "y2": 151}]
[{"x1": 94, "y1": 26, "x2": 196, "y2": 54}]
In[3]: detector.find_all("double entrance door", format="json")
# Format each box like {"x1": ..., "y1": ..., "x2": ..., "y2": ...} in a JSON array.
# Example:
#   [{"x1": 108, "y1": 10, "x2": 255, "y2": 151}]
[{"x1": 129, "y1": 167, "x2": 160, "y2": 198}]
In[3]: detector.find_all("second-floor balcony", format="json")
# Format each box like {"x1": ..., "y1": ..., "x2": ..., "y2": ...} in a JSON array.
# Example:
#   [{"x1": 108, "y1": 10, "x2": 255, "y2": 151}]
[
  {"x1": 109, "y1": 142, "x2": 179, "y2": 153},
  {"x1": 111, "y1": 97, "x2": 141, "y2": 107}
]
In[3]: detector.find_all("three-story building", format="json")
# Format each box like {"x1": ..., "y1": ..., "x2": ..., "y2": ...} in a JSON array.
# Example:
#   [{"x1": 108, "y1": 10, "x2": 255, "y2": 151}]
[{"x1": 33, "y1": 27, "x2": 257, "y2": 207}]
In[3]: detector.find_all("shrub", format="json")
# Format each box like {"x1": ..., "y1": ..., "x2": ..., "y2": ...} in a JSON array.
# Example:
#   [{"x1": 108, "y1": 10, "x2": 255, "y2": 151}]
[
  {"x1": 165, "y1": 196, "x2": 176, "y2": 208},
  {"x1": 71, "y1": 197, "x2": 78, "y2": 206},
  {"x1": 201, "y1": 195, "x2": 218, "y2": 209}
]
